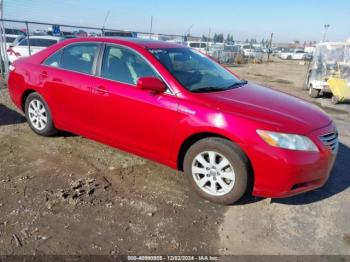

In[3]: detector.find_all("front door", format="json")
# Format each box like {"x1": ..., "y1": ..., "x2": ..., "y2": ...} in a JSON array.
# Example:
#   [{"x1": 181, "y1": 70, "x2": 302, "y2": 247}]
[{"x1": 91, "y1": 44, "x2": 179, "y2": 161}]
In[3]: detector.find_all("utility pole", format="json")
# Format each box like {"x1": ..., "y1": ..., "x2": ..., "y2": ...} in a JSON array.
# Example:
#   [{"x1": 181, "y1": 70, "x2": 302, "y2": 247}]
[
  {"x1": 0, "y1": 0, "x2": 3, "y2": 77},
  {"x1": 184, "y1": 24, "x2": 194, "y2": 37},
  {"x1": 149, "y1": 16, "x2": 153, "y2": 39},
  {"x1": 101, "y1": 10, "x2": 110, "y2": 36},
  {"x1": 267, "y1": 32, "x2": 274, "y2": 62},
  {"x1": 322, "y1": 24, "x2": 330, "y2": 42},
  {"x1": 0, "y1": 0, "x2": 9, "y2": 79},
  {"x1": 206, "y1": 28, "x2": 211, "y2": 54}
]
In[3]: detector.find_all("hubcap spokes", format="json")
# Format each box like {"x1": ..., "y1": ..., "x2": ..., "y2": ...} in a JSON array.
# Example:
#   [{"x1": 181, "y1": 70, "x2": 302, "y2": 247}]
[
  {"x1": 28, "y1": 99, "x2": 47, "y2": 131},
  {"x1": 192, "y1": 151, "x2": 235, "y2": 196}
]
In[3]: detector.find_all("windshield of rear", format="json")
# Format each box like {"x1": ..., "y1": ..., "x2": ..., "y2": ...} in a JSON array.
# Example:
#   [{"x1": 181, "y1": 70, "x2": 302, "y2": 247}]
[{"x1": 148, "y1": 48, "x2": 243, "y2": 92}]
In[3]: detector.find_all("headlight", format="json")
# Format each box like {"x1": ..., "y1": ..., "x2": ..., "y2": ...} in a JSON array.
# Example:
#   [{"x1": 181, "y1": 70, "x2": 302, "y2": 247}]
[{"x1": 257, "y1": 130, "x2": 319, "y2": 152}]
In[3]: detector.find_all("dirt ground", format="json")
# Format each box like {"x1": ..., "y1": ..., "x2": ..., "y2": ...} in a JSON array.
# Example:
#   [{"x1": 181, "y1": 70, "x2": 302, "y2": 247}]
[{"x1": 0, "y1": 58, "x2": 349, "y2": 255}]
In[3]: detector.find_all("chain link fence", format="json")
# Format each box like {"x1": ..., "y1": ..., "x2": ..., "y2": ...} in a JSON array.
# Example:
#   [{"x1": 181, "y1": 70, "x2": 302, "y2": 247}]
[
  {"x1": 0, "y1": 18, "x2": 187, "y2": 79},
  {"x1": 0, "y1": 18, "x2": 274, "y2": 81}
]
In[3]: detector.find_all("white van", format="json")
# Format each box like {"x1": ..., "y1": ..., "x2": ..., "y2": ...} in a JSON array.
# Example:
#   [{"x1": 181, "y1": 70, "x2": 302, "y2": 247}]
[{"x1": 186, "y1": 41, "x2": 207, "y2": 53}]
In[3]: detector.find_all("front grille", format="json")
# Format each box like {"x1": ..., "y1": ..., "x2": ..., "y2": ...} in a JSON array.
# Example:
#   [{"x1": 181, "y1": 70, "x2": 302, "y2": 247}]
[{"x1": 320, "y1": 131, "x2": 339, "y2": 152}]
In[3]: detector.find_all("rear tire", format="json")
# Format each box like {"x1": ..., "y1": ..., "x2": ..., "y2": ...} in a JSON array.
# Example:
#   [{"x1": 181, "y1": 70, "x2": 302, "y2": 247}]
[
  {"x1": 183, "y1": 137, "x2": 249, "y2": 205},
  {"x1": 331, "y1": 95, "x2": 339, "y2": 104},
  {"x1": 24, "y1": 92, "x2": 58, "y2": 137},
  {"x1": 309, "y1": 86, "x2": 320, "y2": 98}
]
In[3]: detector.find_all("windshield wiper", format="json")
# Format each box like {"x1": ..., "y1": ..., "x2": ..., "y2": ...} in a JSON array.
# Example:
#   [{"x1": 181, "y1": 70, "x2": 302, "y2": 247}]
[
  {"x1": 191, "y1": 80, "x2": 248, "y2": 93},
  {"x1": 225, "y1": 80, "x2": 248, "y2": 89},
  {"x1": 191, "y1": 86, "x2": 227, "y2": 93}
]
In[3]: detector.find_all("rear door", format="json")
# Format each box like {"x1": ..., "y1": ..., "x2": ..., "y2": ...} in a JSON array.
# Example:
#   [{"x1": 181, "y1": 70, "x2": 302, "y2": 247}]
[{"x1": 40, "y1": 42, "x2": 100, "y2": 134}]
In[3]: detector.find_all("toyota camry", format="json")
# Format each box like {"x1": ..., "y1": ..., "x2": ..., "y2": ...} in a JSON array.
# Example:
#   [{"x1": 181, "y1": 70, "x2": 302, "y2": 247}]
[{"x1": 8, "y1": 37, "x2": 338, "y2": 204}]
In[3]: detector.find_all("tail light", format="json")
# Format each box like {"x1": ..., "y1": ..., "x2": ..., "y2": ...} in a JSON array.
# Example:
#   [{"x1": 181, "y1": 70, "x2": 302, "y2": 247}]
[{"x1": 7, "y1": 47, "x2": 21, "y2": 57}]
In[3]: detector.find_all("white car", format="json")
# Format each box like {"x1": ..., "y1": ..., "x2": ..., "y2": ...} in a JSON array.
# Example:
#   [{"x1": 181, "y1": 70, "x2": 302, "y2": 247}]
[
  {"x1": 279, "y1": 49, "x2": 306, "y2": 60},
  {"x1": 242, "y1": 47, "x2": 264, "y2": 60},
  {"x1": 4, "y1": 28, "x2": 27, "y2": 49},
  {"x1": 186, "y1": 41, "x2": 207, "y2": 53},
  {"x1": 1, "y1": 28, "x2": 26, "y2": 65},
  {"x1": 7, "y1": 36, "x2": 64, "y2": 63}
]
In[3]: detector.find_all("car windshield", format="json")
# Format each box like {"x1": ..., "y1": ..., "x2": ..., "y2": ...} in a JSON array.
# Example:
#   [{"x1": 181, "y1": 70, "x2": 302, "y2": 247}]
[{"x1": 148, "y1": 48, "x2": 245, "y2": 92}]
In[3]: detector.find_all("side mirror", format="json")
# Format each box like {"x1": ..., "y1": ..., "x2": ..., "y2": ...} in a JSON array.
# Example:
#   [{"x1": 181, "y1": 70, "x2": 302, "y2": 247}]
[{"x1": 137, "y1": 77, "x2": 166, "y2": 94}]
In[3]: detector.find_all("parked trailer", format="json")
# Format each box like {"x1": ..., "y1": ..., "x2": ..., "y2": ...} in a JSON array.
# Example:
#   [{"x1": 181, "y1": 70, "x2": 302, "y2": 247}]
[{"x1": 305, "y1": 41, "x2": 350, "y2": 104}]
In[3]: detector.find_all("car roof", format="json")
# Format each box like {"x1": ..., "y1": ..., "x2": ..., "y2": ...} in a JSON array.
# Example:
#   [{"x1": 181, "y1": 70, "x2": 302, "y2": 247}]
[{"x1": 60, "y1": 37, "x2": 185, "y2": 49}]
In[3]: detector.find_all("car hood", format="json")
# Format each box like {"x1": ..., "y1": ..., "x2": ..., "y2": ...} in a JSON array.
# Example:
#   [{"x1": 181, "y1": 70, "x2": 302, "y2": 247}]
[{"x1": 195, "y1": 83, "x2": 332, "y2": 134}]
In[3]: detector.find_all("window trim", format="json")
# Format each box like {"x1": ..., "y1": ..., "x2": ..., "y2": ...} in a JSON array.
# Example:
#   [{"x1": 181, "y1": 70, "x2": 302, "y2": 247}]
[
  {"x1": 96, "y1": 43, "x2": 175, "y2": 95},
  {"x1": 41, "y1": 41, "x2": 175, "y2": 95}
]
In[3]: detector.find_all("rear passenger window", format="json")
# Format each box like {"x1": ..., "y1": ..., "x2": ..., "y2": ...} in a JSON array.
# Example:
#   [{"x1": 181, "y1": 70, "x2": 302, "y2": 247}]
[
  {"x1": 43, "y1": 50, "x2": 62, "y2": 67},
  {"x1": 60, "y1": 43, "x2": 99, "y2": 75}
]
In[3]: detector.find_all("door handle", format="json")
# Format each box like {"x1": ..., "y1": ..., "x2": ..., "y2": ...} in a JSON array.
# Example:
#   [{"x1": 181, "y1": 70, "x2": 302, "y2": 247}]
[
  {"x1": 95, "y1": 85, "x2": 109, "y2": 95},
  {"x1": 40, "y1": 71, "x2": 48, "y2": 79}
]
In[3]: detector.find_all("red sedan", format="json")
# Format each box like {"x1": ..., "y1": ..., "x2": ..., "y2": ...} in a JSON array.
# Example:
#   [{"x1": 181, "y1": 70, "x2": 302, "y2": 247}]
[{"x1": 8, "y1": 38, "x2": 338, "y2": 204}]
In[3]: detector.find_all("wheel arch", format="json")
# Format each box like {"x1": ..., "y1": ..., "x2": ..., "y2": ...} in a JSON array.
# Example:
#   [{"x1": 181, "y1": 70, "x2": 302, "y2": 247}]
[
  {"x1": 177, "y1": 131, "x2": 255, "y2": 194},
  {"x1": 177, "y1": 131, "x2": 252, "y2": 170},
  {"x1": 177, "y1": 132, "x2": 226, "y2": 171},
  {"x1": 21, "y1": 89, "x2": 37, "y2": 111}
]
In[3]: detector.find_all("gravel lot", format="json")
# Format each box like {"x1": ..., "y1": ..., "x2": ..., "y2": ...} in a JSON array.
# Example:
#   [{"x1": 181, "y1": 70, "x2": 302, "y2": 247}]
[{"x1": 0, "y1": 58, "x2": 349, "y2": 255}]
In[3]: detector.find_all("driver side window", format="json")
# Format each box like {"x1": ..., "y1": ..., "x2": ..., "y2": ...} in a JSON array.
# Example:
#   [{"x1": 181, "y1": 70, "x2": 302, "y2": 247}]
[{"x1": 101, "y1": 45, "x2": 158, "y2": 85}]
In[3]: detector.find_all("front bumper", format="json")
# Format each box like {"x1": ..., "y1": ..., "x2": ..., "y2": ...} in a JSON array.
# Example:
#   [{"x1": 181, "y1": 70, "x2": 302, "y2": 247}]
[{"x1": 249, "y1": 123, "x2": 338, "y2": 198}]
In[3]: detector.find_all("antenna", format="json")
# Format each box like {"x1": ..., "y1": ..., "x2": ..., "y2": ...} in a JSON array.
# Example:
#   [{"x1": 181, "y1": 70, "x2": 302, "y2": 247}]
[
  {"x1": 102, "y1": 10, "x2": 110, "y2": 29},
  {"x1": 150, "y1": 16, "x2": 153, "y2": 39}
]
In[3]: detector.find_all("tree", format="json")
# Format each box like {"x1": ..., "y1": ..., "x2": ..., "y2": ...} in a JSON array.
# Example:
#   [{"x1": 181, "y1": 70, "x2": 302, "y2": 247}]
[
  {"x1": 217, "y1": 33, "x2": 224, "y2": 43},
  {"x1": 250, "y1": 38, "x2": 257, "y2": 45},
  {"x1": 226, "y1": 34, "x2": 234, "y2": 43},
  {"x1": 213, "y1": 33, "x2": 218, "y2": 43}
]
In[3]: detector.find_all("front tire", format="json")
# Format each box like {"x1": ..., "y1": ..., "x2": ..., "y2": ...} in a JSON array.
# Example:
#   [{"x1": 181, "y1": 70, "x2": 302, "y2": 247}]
[
  {"x1": 309, "y1": 86, "x2": 320, "y2": 98},
  {"x1": 25, "y1": 92, "x2": 58, "y2": 137},
  {"x1": 183, "y1": 137, "x2": 249, "y2": 205}
]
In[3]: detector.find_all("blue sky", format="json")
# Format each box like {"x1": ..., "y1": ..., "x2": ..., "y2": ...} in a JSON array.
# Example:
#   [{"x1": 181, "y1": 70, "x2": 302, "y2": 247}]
[{"x1": 4, "y1": 0, "x2": 350, "y2": 42}]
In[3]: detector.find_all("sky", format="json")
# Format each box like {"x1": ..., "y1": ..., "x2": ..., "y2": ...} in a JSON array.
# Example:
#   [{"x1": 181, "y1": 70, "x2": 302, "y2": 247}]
[{"x1": 3, "y1": 0, "x2": 350, "y2": 42}]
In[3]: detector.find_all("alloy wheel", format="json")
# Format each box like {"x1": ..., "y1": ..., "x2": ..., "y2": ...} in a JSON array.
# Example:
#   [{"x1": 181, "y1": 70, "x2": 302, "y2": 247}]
[
  {"x1": 28, "y1": 99, "x2": 48, "y2": 131},
  {"x1": 192, "y1": 151, "x2": 235, "y2": 196}
]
